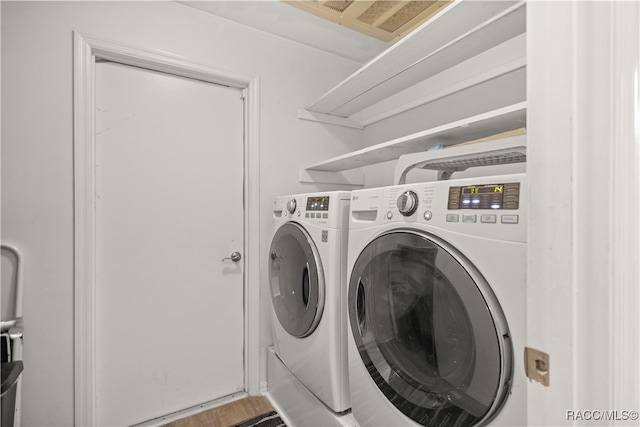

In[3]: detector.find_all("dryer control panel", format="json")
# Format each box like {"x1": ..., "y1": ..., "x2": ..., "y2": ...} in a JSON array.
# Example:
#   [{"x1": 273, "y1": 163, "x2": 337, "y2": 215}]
[
  {"x1": 273, "y1": 191, "x2": 350, "y2": 230},
  {"x1": 306, "y1": 196, "x2": 330, "y2": 212}
]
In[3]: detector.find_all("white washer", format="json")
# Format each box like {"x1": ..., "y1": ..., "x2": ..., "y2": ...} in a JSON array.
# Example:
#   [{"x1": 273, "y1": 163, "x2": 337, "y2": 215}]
[
  {"x1": 347, "y1": 174, "x2": 527, "y2": 426},
  {"x1": 269, "y1": 191, "x2": 351, "y2": 413}
]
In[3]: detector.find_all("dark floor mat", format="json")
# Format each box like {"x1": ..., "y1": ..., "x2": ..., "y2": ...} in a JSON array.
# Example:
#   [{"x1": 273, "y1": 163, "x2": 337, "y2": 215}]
[{"x1": 234, "y1": 410, "x2": 286, "y2": 427}]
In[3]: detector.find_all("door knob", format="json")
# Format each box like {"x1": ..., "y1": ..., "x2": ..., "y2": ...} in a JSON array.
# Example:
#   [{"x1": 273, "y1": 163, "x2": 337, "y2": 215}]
[{"x1": 222, "y1": 251, "x2": 242, "y2": 262}]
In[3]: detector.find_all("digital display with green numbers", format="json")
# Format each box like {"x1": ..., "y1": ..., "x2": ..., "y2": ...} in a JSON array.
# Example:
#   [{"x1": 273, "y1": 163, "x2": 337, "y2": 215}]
[
  {"x1": 448, "y1": 183, "x2": 520, "y2": 210},
  {"x1": 306, "y1": 196, "x2": 330, "y2": 211},
  {"x1": 463, "y1": 185, "x2": 503, "y2": 195}
]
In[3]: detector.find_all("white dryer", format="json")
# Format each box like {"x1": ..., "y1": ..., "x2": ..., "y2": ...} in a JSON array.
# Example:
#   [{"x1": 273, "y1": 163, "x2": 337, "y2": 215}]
[
  {"x1": 268, "y1": 191, "x2": 351, "y2": 413},
  {"x1": 347, "y1": 174, "x2": 526, "y2": 426}
]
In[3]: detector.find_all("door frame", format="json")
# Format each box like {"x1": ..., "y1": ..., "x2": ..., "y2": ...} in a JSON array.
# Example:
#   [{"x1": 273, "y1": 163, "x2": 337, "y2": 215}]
[
  {"x1": 72, "y1": 31, "x2": 261, "y2": 426},
  {"x1": 527, "y1": 2, "x2": 640, "y2": 425}
]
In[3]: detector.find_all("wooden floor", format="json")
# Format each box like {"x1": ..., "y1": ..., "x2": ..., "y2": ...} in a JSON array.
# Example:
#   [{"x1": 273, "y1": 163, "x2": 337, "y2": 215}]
[{"x1": 162, "y1": 396, "x2": 276, "y2": 427}]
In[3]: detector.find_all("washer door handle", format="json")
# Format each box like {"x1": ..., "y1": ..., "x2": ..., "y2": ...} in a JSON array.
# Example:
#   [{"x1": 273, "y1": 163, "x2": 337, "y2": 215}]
[
  {"x1": 301, "y1": 262, "x2": 311, "y2": 309},
  {"x1": 356, "y1": 278, "x2": 367, "y2": 334}
]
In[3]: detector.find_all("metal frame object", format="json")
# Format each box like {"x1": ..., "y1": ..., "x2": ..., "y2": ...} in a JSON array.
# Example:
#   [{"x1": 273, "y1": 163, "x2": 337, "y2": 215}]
[
  {"x1": 394, "y1": 135, "x2": 527, "y2": 185},
  {"x1": 1, "y1": 245, "x2": 23, "y2": 338},
  {"x1": 1, "y1": 244, "x2": 24, "y2": 427}
]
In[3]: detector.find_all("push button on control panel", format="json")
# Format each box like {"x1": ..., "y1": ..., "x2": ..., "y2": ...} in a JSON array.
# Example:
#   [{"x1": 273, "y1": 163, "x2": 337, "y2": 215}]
[
  {"x1": 446, "y1": 214, "x2": 460, "y2": 223},
  {"x1": 501, "y1": 214, "x2": 519, "y2": 224},
  {"x1": 462, "y1": 214, "x2": 477, "y2": 223},
  {"x1": 481, "y1": 214, "x2": 497, "y2": 224}
]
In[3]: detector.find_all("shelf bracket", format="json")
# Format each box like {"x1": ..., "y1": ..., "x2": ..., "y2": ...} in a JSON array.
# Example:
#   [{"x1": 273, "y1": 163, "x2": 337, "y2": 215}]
[
  {"x1": 298, "y1": 169, "x2": 365, "y2": 187},
  {"x1": 297, "y1": 109, "x2": 364, "y2": 130}
]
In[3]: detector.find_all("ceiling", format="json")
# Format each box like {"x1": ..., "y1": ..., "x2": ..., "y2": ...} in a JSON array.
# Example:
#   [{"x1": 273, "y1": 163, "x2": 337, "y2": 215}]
[
  {"x1": 285, "y1": 1, "x2": 450, "y2": 43},
  {"x1": 178, "y1": 1, "x2": 392, "y2": 63}
]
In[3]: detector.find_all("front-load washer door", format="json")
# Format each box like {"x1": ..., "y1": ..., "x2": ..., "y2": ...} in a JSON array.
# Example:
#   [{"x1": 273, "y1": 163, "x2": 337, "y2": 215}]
[
  {"x1": 269, "y1": 222, "x2": 325, "y2": 338},
  {"x1": 349, "y1": 230, "x2": 512, "y2": 427}
]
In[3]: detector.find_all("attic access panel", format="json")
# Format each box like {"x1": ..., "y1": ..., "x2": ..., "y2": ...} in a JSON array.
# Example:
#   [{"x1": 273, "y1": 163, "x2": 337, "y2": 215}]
[{"x1": 285, "y1": 0, "x2": 452, "y2": 43}]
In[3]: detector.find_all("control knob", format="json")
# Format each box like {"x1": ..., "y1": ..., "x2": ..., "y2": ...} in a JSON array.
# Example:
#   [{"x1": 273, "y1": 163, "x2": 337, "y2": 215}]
[
  {"x1": 397, "y1": 190, "x2": 418, "y2": 216},
  {"x1": 286, "y1": 198, "x2": 297, "y2": 215}
]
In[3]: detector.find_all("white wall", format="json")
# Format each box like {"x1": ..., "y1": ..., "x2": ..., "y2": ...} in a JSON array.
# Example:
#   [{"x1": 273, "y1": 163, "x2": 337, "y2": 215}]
[{"x1": 0, "y1": 2, "x2": 362, "y2": 425}]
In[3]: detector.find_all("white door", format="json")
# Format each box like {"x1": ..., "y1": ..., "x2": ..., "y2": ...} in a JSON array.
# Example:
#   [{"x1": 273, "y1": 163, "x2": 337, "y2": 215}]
[{"x1": 94, "y1": 61, "x2": 245, "y2": 426}]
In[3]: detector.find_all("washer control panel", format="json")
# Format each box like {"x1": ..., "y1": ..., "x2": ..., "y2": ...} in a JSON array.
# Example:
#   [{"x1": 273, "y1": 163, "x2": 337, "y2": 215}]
[{"x1": 349, "y1": 174, "x2": 526, "y2": 242}]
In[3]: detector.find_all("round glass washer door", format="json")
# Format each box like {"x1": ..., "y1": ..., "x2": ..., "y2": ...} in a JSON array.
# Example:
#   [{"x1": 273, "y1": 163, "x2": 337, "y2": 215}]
[
  {"x1": 349, "y1": 230, "x2": 512, "y2": 427},
  {"x1": 269, "y1": 222, "x2": 325, "y2": 338}
]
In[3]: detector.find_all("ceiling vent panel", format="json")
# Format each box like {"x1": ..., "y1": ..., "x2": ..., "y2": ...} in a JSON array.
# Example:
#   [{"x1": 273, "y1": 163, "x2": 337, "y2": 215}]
[
  {"x1": 379, "y1": 1, "x2": 439, "y2": 32},
  {"x1": 285, "y1": 0, "x2": 452, "y2": 43},
  {"x1": 323, "y1": 0, "x2": 355, "y2": 12},
  {"x1": 357, "y1": 1, "x2": 399, "y2": 25}
]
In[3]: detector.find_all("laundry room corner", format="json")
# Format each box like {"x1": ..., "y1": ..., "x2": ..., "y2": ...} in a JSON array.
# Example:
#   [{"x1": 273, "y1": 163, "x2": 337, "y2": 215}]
[
  {"x1": 3, "y1": 1, "x2": 639, "y2": 426},
  {"x1": 1, "y1": 2, "x2": 364, "y2": 425}
]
